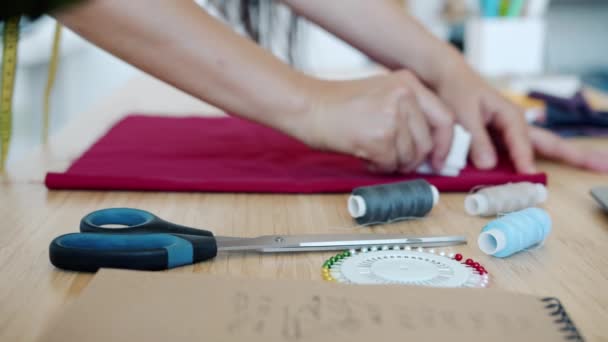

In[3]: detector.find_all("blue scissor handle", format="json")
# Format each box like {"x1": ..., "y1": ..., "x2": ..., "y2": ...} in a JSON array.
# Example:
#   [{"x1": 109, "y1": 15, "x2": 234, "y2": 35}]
[
  {"x1": 49, "y1": 232, "x2": 218, "y2": 272},
  {"x1": 80, "y1": 208, "x2": 213, "y2": 237}
]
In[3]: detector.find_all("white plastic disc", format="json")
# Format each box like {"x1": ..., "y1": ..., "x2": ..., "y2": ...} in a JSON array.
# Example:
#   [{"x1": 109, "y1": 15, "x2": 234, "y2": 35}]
[{"x1": 329, "y1": 250, "x2": 486, "y2": 288}]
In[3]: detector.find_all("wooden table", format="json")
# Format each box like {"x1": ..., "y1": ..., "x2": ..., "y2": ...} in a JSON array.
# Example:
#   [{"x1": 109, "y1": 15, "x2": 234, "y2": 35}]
[{"x1": 1, "y1": 74, "x2": 607, "y2": 342}]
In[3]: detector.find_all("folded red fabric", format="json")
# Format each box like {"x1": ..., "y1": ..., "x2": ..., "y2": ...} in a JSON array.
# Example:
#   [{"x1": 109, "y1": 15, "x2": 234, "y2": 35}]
[{"x1": 45, "y1": 115, "x2": 547, "y2": 193}]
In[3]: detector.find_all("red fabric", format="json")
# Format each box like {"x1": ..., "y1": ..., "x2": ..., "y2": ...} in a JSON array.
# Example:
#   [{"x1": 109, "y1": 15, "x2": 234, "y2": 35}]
[{"x1": 45, "y1": 115, "x2": 547, "y2": 193}]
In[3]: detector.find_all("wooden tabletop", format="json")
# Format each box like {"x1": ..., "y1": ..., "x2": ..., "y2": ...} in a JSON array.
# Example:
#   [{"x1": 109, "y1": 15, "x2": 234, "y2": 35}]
[{"x1": 1, "y1": 74, "x2": 607, "y2": 342}]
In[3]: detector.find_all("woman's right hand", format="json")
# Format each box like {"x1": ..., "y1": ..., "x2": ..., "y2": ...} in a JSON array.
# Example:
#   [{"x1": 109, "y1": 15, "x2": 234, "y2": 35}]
[
  {"x1": 55, "y1": 1, "x2": 449, "y2": 175},
  {"x1": 285, "y1": 70, "x2": 455, "y2": 173}
]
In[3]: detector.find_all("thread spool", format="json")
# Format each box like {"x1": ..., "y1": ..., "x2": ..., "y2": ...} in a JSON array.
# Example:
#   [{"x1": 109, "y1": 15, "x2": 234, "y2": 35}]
[
  {"x1": 477, "y1": 207, "x2": 551, "y2": 258},
  {"x1": 465, "y1": 182, "x2": 548, "y2": 216},
  {"x1": 348, "y1": 179, "x2": 439, "y2": 225}
]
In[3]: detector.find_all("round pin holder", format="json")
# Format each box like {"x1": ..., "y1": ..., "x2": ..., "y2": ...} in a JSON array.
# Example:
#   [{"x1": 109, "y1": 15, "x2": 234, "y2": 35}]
[{"x1": 322, "y1": 246, "x2": 489, "y2": 288}]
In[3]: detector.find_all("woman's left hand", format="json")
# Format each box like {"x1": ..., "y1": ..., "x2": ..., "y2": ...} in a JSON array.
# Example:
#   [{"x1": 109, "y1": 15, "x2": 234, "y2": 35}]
[
  {"x1": 435, "y1": 59, "x2": 608, "y2": 174},
  {"x1": 528, "y1": 126, "x2": 608, "y2": 173}
]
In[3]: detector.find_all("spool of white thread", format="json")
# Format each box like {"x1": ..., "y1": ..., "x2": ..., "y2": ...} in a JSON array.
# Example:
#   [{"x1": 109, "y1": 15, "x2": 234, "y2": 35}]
[{"x1": 465, "y1": 182, "x2": 548, "y2": 217}]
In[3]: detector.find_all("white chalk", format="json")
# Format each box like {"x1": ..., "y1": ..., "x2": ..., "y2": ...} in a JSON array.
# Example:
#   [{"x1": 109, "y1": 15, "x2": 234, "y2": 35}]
[{"x1": 417, "y1": 124, "x2": 471, "y2": 177}]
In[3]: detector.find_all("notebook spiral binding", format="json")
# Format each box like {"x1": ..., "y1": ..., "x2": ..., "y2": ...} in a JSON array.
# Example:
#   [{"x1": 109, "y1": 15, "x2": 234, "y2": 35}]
[{"x1": 541, "y1": 297, "x2": 584, "y2": 341}]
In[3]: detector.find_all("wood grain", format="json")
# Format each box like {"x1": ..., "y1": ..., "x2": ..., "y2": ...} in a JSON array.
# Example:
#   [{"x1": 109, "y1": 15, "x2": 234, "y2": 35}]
[{"x1": 1, "y1": 74, "x2": 607, "y2": 341}]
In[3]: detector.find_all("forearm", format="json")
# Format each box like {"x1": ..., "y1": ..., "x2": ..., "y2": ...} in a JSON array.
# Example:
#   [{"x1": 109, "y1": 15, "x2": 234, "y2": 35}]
[
  {"x1": 55, "y1": 0, "x2": 311, "y2": 130},
  {"x1": 283, "y1": 0, "x2": 464, "y2": 86}
]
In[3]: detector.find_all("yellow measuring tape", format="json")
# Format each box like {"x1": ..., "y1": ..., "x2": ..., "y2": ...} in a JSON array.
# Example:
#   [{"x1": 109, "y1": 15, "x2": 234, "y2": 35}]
[
  {"x1": 44, "y1": 23, "x2": 62, "y2": 145},
  {"x1": 1, "y1": 17, "x2": 20, "y2": 173},
  {"x1": 0, "y1": 19, "x2": 62, "y2": 172}
]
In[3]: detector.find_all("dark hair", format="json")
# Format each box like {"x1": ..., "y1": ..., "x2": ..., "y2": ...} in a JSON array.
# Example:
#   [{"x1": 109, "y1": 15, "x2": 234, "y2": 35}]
[
  {"x1": 205, "y1": 0, "x2": 299, "y2": 64},
  {"x1": 1, "y1": 0, "x2": 81, "y2": 21}
]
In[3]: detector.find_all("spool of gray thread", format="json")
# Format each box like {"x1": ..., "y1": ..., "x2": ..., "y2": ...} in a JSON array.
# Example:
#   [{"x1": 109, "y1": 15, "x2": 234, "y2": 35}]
[{"x1": 348, "y1": 179, "x2": 439, "y2": 225}]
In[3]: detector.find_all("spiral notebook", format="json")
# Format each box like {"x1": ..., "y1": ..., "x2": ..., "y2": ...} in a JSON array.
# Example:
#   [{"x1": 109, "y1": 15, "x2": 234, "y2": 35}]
[{"x1": 37, "y1": 269, "x2": 584, "y2": 342}]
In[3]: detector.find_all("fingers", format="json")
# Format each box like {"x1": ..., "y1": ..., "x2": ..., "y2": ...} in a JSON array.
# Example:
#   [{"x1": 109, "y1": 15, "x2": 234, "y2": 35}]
[
  {"x1": 364, "y1": 90, "x2": 401, "y2": 173},
  {"x1": 408, "y1": 78, "x2": 454, "y2": 170},
  {"x1": 490, "y1": 96, "x2": 536, "y2": 174},
  {"x1": 457, "y1": 106, "x2": 497, "y2": 170},
  {"x1": 366, "y1": 130, "x2": 399, "y2": 173},
  {"x1": 395, "y1": 70, "x2": 454, "y2": 171},
  {"x1": 355, "y1": 70, "x2": 457, "y2": 174},
  {"x1": 394, "y1": 98, "x2": 416, "y2": 173},
  {"x1": 397, "y1": 93, "x2": 432, "y2": 172},
  {"x1": 366, "y1": 87, "x2": 435, "y2": 174},
  {"x1": 529, "y1": 127, "x2": 608, "y2": 173}
]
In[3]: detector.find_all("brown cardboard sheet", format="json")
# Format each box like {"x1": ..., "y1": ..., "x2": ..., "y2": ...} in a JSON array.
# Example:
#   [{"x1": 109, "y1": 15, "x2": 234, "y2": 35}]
[{"x1": 38, "y1": 269, "x2": 568, "y2": 342}]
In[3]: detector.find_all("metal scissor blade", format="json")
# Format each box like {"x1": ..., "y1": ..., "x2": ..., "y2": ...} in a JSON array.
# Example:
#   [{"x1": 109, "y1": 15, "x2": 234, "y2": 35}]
[{"x1": 215, "y1": 234, "x2": 466, "y2": 252}]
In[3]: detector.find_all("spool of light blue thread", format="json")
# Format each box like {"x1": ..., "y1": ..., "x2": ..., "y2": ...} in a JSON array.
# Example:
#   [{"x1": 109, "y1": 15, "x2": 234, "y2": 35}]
[{"x1": 477, "y1": 208, "x2": 551, "y2": 258}]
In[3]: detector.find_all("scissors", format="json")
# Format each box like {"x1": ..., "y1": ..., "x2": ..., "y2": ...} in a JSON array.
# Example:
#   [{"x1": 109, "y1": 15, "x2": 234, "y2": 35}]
[{"x1": 49, "y1": 208, "x2": 466, "y2": 272}]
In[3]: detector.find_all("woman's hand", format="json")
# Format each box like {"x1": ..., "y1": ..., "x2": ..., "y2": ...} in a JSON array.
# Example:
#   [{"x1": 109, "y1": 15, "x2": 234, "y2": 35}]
[
  {"x1": 284, "y1": 70, "x2": 454, "y2": 173},
  {"x1": 57, "y1": 1, "x2": 452, "y2": 174},
  {"x1": 284, "y1": 0, "x2": 608, "y2": 174},
  {"x1": 528, "y1": 126, "x2": 608, "y2": 173},
  {"x1": 435, "y1": 59, "x2": 608, "y2": 174},
  {"x1": 435, "y1": 59, "x2": 536, "y2": 173}
]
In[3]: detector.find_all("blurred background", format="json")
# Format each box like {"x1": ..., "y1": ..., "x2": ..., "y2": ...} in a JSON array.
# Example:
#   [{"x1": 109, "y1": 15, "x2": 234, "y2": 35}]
[{"x1": 3, "y1": 0, "x2": 608, "y2": 164}]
